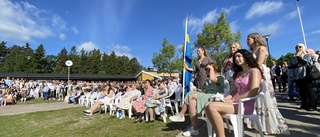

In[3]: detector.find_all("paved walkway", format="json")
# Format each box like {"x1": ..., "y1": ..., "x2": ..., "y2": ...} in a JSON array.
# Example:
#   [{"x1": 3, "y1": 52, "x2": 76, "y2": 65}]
[
  {"x1": 0, "y1": 102, "x2": 81, "y2": 116},
  {"x1": 176, "y1": 92, "x2": 320, "y2": 137}
]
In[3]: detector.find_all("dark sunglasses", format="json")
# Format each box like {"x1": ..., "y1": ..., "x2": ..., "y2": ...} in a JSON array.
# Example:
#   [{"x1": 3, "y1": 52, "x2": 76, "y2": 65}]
[{"x1": 295, "y1": 46, "x2": 302, "y2": 49}]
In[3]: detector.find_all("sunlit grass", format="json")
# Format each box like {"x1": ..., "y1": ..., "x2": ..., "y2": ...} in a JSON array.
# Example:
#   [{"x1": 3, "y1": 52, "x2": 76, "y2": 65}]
[{"x1": 0, "y1": 106, "x2": 186, "y2": 137}]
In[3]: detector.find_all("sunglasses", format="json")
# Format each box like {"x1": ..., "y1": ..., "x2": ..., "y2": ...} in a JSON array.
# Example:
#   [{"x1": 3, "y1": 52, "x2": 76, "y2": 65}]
[{"x1": 295, "y1": 46, "x2": 302, "y2": 49}]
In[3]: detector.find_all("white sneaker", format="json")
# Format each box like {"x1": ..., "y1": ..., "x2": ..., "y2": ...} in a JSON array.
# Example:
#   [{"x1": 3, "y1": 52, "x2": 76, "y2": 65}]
[
  {"x1": 182, "y1": 127, "x2": 199, "y2": 136},
  {"x1": 169, "y1": 114, "x2": 185, "y2": 122},
  {"x1": 85, "y1": 112, "x2": 92, "y2": 116},
  {"x1": 83, "y1": 110, "x2": 91, "y2": 113}
]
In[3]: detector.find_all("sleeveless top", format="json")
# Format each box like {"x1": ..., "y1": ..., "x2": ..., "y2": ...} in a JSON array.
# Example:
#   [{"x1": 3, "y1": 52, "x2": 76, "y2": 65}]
[{"x1": 232, "y1": 69, "x2": 255, "y2": 115}]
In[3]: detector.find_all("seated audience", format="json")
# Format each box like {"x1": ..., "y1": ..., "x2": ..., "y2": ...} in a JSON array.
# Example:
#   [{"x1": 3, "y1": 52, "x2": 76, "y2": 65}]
[
  {"x1": 83, "y1": 84, "x2": 115, "y2": 116},
  {"x1": 116, "y1": 83, "x2": 141, "y2": 119},
  {"x1": 144, "y1": 80, "x2": 169, "y2": 123},
  {"x1": 132, "y1": 79, "x2": 154, "y2": 123}
]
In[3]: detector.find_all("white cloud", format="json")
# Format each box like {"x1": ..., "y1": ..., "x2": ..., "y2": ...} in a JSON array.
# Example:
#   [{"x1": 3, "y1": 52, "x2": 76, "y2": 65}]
[
  {"x1": 222, "y1": 4, "x2": 243, "y2": 14},
  {"x1": 59, "y1": 33, "x2": 66, "y2": 40},
  {"x1": 311, "y1": 29, "x2": 320, "y2": 35},
  {"x1": 245, "y1": 1, "x2": 283, "y2": 19},
  {"x1": 0, "y1": 0, "x2": 69, "y2": 42},
  {"x1": 72, "y1": 26, "x2": 79, "y2": 34},
  {"x1": 248, "y1": 22, "x2": 281, "y2": 35},
  {"x1": 229, "y1": 21, "x2": 239, "y2": 33},
  {"x1": 284, "y1": 10, "x2": 298, "y2": 20},
  {"x1": 106, "y1": 44, "x2": 135, "y2": 59},
  {"x1": 188, "y1": 9, "x2": 219, "y2": 34},
  {"x1": 77, "y1": 41, "x2": 98, "y2": 52}
]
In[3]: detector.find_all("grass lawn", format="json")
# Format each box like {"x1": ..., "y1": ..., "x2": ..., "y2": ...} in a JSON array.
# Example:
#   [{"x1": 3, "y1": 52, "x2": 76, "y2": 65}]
[{"x1": 0, "y1": 104, "x2": 189, "y2": 137}]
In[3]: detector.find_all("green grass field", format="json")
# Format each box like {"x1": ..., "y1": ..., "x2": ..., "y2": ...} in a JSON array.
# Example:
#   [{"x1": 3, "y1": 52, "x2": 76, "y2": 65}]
[{"x1": 0, "y1": 103, "x2": 187, "y2": 137}]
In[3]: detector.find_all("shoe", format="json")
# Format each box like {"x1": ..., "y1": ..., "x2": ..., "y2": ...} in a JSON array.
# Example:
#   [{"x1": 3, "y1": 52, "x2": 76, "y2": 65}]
[
  {"x1": 119, "y1": 116, "x2": 125, "y2": 119},
  {"x1": 145, "y1": 120, "x2": 154, "y2": 123},
  {"x1": 169, "y1": 114, "x2": 185, "y2": 122},
  {"x1": 83, "y1": 110, "x2": 91, "y2": 113},
  {"x1": 182, "y1": 127, "x2": 199, "y2": 136},
  {"x1": 85, "y1": 112, "x2": 92, "y2": 116},
  {"x1": 133, "y1": 117, "x2": 142, "y2": 123}
]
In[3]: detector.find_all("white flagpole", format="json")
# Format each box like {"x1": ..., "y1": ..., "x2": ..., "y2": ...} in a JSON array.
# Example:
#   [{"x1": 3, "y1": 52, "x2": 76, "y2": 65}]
[
  {"x1": 182, "y1": 14, "x2": 188, "y2": 105},
  {"x1": 296, "y1": 0, "x2": 307, "y2": 48}
]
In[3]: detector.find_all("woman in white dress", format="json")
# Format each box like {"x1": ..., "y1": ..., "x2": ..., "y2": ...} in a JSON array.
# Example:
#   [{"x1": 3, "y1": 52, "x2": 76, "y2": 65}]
[
  {"x1": 247, "y1": 33, "x2": 290, "y2": 135},
  {"x1": 116, "y1": 83, "x2": 141, "y2": 119}
]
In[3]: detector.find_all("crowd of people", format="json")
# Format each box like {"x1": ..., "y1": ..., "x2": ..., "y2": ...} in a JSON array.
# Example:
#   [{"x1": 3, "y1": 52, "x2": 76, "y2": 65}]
[
  {"x1": 169, "y1": 32, "x2": 319, "y2": 136},
  {"x1": 1, "y1": 32, "x2": 319, "y2": 137}
]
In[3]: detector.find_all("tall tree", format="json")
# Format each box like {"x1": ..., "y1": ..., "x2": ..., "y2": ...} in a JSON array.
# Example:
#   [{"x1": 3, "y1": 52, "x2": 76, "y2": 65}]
[
  {"x1": 69, "y1": 46, "x2": 80, "y2": 74},
  {"x1": 152, "y1": 38, "x2": 176, "y2": 75},
  {"x1": 54, "y1": 47, "x2": 69, "y2": 74},
  {"x1": 34, "y1": 44, "x2": 47, "y2": 73},
  {"x1": 194, "y1": 12, "x2": 241, "y2": 71},
  {"x1": 0, "y1": 41, "x2": 7, "y2": 69},
  {"x1": 129, "y1": 57, "x2": 143, "y2": 75},
  {"x1": 45, "y1": 55, "x2": 57, "y2": 73}
]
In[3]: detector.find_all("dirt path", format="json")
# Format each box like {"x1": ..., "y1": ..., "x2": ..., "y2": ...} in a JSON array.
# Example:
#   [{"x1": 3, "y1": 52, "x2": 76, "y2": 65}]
[{"x1": 0, "y1": 102, "x2": 82, "y2": 116}]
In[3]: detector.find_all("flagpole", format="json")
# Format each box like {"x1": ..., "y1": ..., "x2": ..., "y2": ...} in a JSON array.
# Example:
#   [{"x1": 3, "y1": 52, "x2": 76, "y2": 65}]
[
  {"x1": 182, "y1": 14, "x2": 188, "y2": 105},
  {"x1": 295, "y1": 0, "x2": 307, "y2": 48}
]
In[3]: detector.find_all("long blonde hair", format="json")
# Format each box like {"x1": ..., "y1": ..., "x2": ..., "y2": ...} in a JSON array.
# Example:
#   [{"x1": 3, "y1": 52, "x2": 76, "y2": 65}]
[
  {"x1": 247, "y1": 33, "x2": 266, "y2": 51},
  {"x1": 228, "y1": 42, "x2": 241, "y2": 58}
]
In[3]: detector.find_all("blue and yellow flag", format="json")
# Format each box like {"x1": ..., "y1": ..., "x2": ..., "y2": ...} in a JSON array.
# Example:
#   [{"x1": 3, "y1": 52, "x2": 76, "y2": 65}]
[{"x1": 184, "y1": 34, "x2": 192, "y2": 95}]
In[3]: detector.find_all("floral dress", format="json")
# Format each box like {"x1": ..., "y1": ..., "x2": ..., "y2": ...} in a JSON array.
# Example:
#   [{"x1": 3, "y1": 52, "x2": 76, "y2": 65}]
[
  {"x1": 185, "y1": 75, "x2": 225, "y2": 115},
  {"x1": 192, "y1": 56, "x2": 213, "y2": 90},
  {"x1": 132, "y1": 87, "x2": 154, "y2": 113},
  {"x1": 145, "y1": 88, "x2": 168, "y2": 115}
]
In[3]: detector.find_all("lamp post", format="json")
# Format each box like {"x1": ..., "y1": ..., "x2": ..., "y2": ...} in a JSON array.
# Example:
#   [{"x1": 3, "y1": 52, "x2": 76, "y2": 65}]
[
  {"x1": 27, "y1": 56, "x2": 31, "y2": 80},
  {"x1": 262, "y1": 34, "x2": 271, "y2": 55},
  {"x1": 295, "y1": 0, "x2": 307, "y2": 48},
  {"x1": 262, "y1": 34, "x2": 271, "y2": 66},
  {"x1": 65, "y1": 60, "x2": 73, "y2": 86}
]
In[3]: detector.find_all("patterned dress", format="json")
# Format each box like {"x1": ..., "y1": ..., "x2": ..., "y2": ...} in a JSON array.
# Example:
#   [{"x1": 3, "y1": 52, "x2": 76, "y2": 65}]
[
  {"x1": 185, "y1": 75, "x2": 225, "y2": 115},
  {"x1": 145, "y1": 88, "x2": 168, "y2": 115},
  {"x1": 192, "y1": 56, "x2": 213, "y2": 90},
  {"x1": 132, "y1": 87, "x2": 154, "y2": 113},
  {"x1": 252, "y1": 51, "x2": 290, "y2": 135}
]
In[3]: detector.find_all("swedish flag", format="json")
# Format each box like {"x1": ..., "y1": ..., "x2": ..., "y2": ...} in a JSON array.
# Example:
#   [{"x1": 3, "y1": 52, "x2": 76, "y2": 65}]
[{"x1": 184, "y1": 33, "x2": 192, "y2": 95}]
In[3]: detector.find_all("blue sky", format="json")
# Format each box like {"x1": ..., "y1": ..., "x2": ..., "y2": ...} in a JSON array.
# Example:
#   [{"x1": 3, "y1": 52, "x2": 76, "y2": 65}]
[{"x1": 0, "y1": 0, "x2": 319, "y2": 68}]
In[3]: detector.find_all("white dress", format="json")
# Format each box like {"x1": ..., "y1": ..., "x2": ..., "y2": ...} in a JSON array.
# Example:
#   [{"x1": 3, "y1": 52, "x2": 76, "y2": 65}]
[{"x1": 251, "y1": 53, "x2": 290, "y2": 135}]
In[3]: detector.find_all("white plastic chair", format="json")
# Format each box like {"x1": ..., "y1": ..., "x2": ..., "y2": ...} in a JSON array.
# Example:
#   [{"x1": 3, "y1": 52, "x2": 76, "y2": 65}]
[
  {"x1": 206, "y1": 82, "x2": 266, "y2": 137},
  {"x1": 170, "y1": 84, "x2": 182, "y2": 114},
  {"x1": 79, "y1": 92, "x2": 91, "y2": 106},
  {"x1": 223, "y1": 80, "x2": 230, "y2": 96},
  {"x1": 99, "y1": 93, "x2": 119, "y2": 115},
  {"x1": 89, "y1": 92, "x2": 103, "y2": 107},
  {"x1": 125, "y1": 94, "x2": 141, "y2": 118},
  {"x1": 85, "y1": 92, "x2": 98, "y2": 107},
  {"x1": 145, "y1": 89, "x2": 174, "y2": 123}
]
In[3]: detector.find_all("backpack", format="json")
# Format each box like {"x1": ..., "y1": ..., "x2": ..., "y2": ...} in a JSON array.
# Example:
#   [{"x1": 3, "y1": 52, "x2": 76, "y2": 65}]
[{"x1": 309, "y1": 61, "x2": 320, "y2": 80}]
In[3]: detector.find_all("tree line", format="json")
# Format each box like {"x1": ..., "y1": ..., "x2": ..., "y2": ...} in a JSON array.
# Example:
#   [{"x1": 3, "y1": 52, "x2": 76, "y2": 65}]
[{"x1": 0, "y1": 42, "x2": 143, "y2": 75}]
